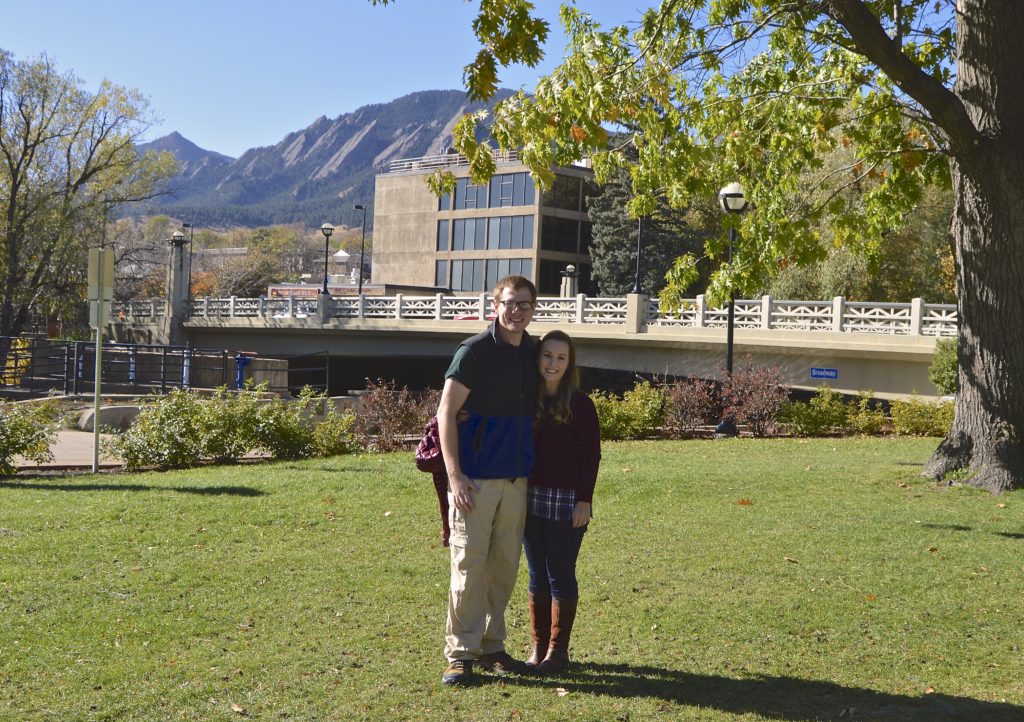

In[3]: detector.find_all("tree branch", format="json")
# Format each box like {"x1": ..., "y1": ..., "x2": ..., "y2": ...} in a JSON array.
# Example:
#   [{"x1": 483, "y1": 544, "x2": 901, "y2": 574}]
[{"x1": 827, "y1": 0, "x2": 979, "y2": 150}]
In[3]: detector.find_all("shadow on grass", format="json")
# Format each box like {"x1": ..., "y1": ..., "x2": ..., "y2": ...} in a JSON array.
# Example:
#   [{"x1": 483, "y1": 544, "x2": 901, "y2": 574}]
[
  {"x1": 919, "y1": 523, "x2": 1024, "y2": 540},
  {"x1": 0, "y1": 480, "x2": 266, "y2": 496},
  {"x1": 534, "y1": 662, "x2": 1023, "y2": 721}
]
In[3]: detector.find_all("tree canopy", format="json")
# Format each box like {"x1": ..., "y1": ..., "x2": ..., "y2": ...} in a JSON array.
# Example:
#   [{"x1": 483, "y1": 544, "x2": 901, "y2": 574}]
[
  {"x1": 375, "y1": 1, "x2": 1024, "y2": 492},
  {"x1": 0, "y1": 49, "x2": 176, "y2": 341}
]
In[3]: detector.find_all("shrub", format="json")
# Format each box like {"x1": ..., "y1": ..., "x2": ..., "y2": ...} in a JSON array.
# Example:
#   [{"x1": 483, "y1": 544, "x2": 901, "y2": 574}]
[
  {"x1": 592, "y1": 380, "x2": 666, "y2": 441},
  {"x1": 845, "y1": 390, "x2": 887, "y2": 435},
  {"x1": 782, "y1": 386, "x2": 849, "y2": 437},
  {"x1": 721, "y1": 359, "x2": 789, "y2": 437},
  {"x1": 663, "y1": 377, "x2": 719, "y2": 438},
  {"x1": 313, "y1": 410, "x2": 359, "y2": 457},
  {"x1": 251, "y1": 387, "x2": 319, "y2": 460},
  {"x1": 198, "y1": 385, "x2": 263, "y2": 463},
  {"x1": 111, "y1": 389, "x2": 206, "y2": 470},
  {"x1": 354, "y1": 378, "x2": 436, "y2": 452},
  {"x1": 929, "y1": 338, "x2": 958, "y2": 396},
  {"x1": 0, "y1": 400, "x2": 58, "y2": 474},
  {"x1": 890, "y1": 395, "x2": 954, "y2": 436}
]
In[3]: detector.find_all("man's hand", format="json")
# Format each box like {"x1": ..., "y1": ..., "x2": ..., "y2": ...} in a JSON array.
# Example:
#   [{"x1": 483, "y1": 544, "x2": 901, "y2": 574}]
[
  {"x1": 571, "y1": 501, "x2": 591, "y2": 528},
  {"x1": 449, "y1": 471, "x2": 480, "y2": 512}
]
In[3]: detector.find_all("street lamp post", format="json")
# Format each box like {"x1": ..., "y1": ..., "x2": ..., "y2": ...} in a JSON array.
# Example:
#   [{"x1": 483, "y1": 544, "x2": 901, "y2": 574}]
[
  {"x1": 319, "y1": 223, "x2": 335, "y2": 295},
  {"x1": 716, "y1": 182, "x2": 747, "y2": 438},
  {"x1": 353, "y1": 204, "x2": 367, "y2": 295},
  {"x1": 181, "y1": 222, "x2": 195, "y2": 303},
  {"x1": 560, "y1": 263, "x2": 578, "y2": 297},
  {"x1": 631, "y1": 217, "x2": 643, "y2": 294}
]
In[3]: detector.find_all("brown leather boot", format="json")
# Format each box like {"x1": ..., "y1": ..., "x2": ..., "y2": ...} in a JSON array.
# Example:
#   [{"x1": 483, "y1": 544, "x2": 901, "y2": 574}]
[
  {"x1": 536, "y1": 596, "x2": 577, "y2": 675},
  {"x1": 525, "y1": 592, "x2": 551, "y2": 669}
]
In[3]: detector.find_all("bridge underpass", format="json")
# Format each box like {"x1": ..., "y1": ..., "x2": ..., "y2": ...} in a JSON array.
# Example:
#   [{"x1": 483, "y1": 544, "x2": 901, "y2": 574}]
[{"x1": 128, "y1": 316, "x2": 943, "y2": 399}]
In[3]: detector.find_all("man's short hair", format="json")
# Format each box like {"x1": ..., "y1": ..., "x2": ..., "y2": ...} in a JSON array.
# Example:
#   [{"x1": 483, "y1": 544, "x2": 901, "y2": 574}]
[{"x1": 493, "y1": 275, "x2": 538, "y2": 303}]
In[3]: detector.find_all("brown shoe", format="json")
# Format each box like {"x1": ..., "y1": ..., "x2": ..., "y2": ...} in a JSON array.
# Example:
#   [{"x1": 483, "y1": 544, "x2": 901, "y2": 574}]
[
  {"x1": 441, "y1": 659, "x2": 474, "y2": 685},
  {"x1": 477, "y1": 650, "x2": 527, "y2": 675},
  {"x1": 525, "y1": 592, "x2": 552, "y2": 669},
  {"x1": 536, "y1": 597, "x2": 578, "y2": 675}
]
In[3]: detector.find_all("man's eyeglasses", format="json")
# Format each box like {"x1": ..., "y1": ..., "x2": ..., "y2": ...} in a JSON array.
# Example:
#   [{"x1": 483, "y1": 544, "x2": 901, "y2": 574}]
[{"x1": 496, "y1": 299, "x2": 535, "y2": 311}]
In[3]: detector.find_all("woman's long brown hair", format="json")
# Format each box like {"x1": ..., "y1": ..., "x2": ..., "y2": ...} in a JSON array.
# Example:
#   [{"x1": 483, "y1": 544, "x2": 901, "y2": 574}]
[{"x1": 536, "y1": 330, "x2": 578, "y2": 425}]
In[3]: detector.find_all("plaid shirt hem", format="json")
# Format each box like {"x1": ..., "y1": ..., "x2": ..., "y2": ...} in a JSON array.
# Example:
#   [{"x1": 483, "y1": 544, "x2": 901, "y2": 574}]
[{"x1": 528, "y1": 485, "x2": 576, "y2": 521}]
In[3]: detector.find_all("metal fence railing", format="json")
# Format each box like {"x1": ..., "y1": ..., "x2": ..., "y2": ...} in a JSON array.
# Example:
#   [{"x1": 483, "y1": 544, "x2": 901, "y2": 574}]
[{"x1": 0, "y1": 337, "x2": 278, "y2": 397}]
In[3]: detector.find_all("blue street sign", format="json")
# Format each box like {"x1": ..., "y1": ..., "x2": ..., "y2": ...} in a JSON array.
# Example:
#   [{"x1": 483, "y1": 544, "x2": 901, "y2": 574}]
[{"x1": 810, "y1": 367, "x2": 839, "y2": 380}]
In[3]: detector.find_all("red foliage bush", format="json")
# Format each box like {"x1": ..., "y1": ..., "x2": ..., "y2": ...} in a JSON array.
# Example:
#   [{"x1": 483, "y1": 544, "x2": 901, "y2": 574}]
[
  {"x1": 664, "y1": 377, "x2": 721, "y2": 438},
  {"x1": 354, "y1": 378, "x2": 440, "y2": 452},
  {"x1": 720, "y1": 358, "x2": 790, "y2": 437}
]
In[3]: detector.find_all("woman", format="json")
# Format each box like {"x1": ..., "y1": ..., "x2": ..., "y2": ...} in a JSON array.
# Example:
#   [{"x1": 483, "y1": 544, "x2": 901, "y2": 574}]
[{"x1": 524, "y1": 330, "x2": 601, "y2": 675}]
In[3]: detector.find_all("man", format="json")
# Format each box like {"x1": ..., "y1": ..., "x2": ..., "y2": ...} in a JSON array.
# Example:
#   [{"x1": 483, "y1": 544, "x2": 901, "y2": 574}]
[{"x1": 437, "y1": 275, "x2": 540, "y2": 686}]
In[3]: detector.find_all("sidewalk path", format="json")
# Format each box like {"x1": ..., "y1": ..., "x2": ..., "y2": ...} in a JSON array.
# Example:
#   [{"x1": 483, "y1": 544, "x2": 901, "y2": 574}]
[{"x1": 15, "y1": 430, "x2": 121, "y2": 470}]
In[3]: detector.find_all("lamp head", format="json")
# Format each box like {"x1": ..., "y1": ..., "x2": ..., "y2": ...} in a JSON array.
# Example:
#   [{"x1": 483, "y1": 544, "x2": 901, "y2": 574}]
[
  {"x1": 718, "y1": 182, "x2": 747, "y2": 214},
  {"x1": 320, "y1": 222, "x2": 335, "y2": 238}
]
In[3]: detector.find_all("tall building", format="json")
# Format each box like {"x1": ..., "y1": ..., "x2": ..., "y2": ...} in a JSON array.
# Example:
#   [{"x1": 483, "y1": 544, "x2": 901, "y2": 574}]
[{"x1": 371, "y1": 150, "x2": 595, "y2": 296}]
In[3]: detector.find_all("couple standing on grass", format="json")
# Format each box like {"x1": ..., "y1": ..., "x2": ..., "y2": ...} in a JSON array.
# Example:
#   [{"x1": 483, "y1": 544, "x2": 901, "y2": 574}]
[{"x1": 436, "y1": 274, "x2": 601, "y2": 687}]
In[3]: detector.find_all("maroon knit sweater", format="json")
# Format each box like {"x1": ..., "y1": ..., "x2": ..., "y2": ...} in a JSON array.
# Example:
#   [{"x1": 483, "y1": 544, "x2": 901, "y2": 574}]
[{"x1": 529, "y1": 390, "x2": 601, "y2": 502}]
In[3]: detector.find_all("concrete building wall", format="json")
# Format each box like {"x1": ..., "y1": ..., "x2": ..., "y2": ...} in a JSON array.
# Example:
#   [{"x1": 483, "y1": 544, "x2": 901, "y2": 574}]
[{"x1": 371, "y1": 172, "x2": 439, "y2": 287}]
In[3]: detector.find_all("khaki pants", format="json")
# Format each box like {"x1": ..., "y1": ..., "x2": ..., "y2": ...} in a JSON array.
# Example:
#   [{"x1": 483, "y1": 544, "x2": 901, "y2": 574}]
[{"x1": 444, "y1": 477, "x2": 527, "y2": 661}]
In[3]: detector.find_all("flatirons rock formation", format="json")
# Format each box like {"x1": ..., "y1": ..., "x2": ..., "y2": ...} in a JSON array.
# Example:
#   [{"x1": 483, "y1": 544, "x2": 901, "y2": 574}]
[{"x1": 140, "y1": 89, "x2": 512, "y2": 228}]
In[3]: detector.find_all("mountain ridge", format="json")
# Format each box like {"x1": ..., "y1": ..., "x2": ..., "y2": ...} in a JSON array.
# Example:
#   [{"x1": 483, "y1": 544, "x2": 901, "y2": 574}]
[{"x1": 140, "y1": 89, "x2": 513, "y2": 228}]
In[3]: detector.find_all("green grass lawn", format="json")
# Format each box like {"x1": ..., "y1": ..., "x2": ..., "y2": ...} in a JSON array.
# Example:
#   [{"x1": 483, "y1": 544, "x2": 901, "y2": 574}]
[{"x1": 1, "y1": 438, "x2": 1022, "y2": 721}]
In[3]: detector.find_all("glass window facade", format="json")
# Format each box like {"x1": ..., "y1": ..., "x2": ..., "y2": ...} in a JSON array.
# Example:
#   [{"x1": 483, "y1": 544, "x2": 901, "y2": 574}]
[
  {"x1": 454, "y1": 178, "x2": 489, "y2": 210},
  {"x1": 486, "y1": 215, "x2": 534, "y2": 250},
  {"x1": 452, "y1": 218, "x2": 487, "y2": 251},
  {"x1": 538, "y1": 260, "x2": 593, "y2": 296},
  {"x1": 542, "y1": 175, "x2": 582, "y2": 211},
  {"x1": 451, "y1": 259, "x2": 487, "y2": 291},
  {"x1": 436, "y1": 220, "x2": 449, "y2": 251},
  {"x1": 435, "y1": 260, "x2": 449, "y2": 288},
  {"x1": 540, "y1": 215, "x2": 580, "y2": 253},
  {"x1": 489, "y1": 172, "x2": 536, "y2": 208},
  {"x1": 450, "y1": 258, "x2": 533, "y2": 292},
  {"x1": 485, "y1": 258, "x2": 532, "y2": 291}
]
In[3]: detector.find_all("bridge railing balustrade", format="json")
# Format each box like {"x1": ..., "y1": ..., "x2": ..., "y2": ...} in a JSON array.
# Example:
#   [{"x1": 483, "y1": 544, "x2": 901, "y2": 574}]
[
  {"x1": 922, "y1": 305, "x2": 957, "y2": 337},
  {"x1": 769, "y1": 300, "x2": 835, "y2": 331},
  {"x1": 121, "y1": 293, "x2": 957, "y2": 337},
  {"x1": 576, "y1": 298, "x2": 628, "y2": 324}
]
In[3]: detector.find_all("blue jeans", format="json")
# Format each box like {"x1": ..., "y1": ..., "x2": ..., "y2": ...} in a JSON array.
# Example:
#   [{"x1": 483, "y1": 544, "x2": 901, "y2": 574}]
[{"x1": 523, "y1": 513, "x2": 587, "y2": 600}]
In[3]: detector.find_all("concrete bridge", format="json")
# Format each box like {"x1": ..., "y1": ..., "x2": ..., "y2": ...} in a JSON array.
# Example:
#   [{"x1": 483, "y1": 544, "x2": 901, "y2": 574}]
[{"x1": 111, "y1": 293, "x2": 955, "y2": 399}]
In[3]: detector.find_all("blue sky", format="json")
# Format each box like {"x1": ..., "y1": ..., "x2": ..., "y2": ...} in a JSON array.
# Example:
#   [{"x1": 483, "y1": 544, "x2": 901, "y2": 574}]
[{"x1": 4, "y1": 1, "x2": 624, "y2": 158}]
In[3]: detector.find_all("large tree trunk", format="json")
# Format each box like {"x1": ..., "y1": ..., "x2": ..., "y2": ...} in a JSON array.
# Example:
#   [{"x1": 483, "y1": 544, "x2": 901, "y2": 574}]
[{"x1": 922, "y1": 2, "x2": 1024, "y2": 493}]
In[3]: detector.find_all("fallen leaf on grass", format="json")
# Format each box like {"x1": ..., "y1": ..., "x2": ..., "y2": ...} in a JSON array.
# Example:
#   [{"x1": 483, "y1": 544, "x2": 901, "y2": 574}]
[
  {"x1": 737, "y1": 499, "x2": 754, "y2": 506},
  {"x1": 324, "y1": 512, "x2": 336, "y2": 521},
  {"x1": 384, "y1": 511, "x2": 393, "y2": 517},
  {"x1": 622, "y1": 467, "x2": 632, "y2": 473},
  {"x1": 996, "y1": 503, "x2": 1008, "y2": 509},
  {"x1": 926, "y1": 546, "x2": 938, "y2": 553},
  {"x1": 784, "y1": 557, "x2": 798, "y2": 564},
  {"x1": 865, "y1": 594, "x2": 876, "y2": 602},
  {"x1": 925, "y1": 687, "x2": 935, "y2": 694},
  {"x1": 555, "y1": 688, "x2": 570, "y2": 697},
  {"x1": 230, "y1": 702, "x2": 246, "y2": 715}
]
